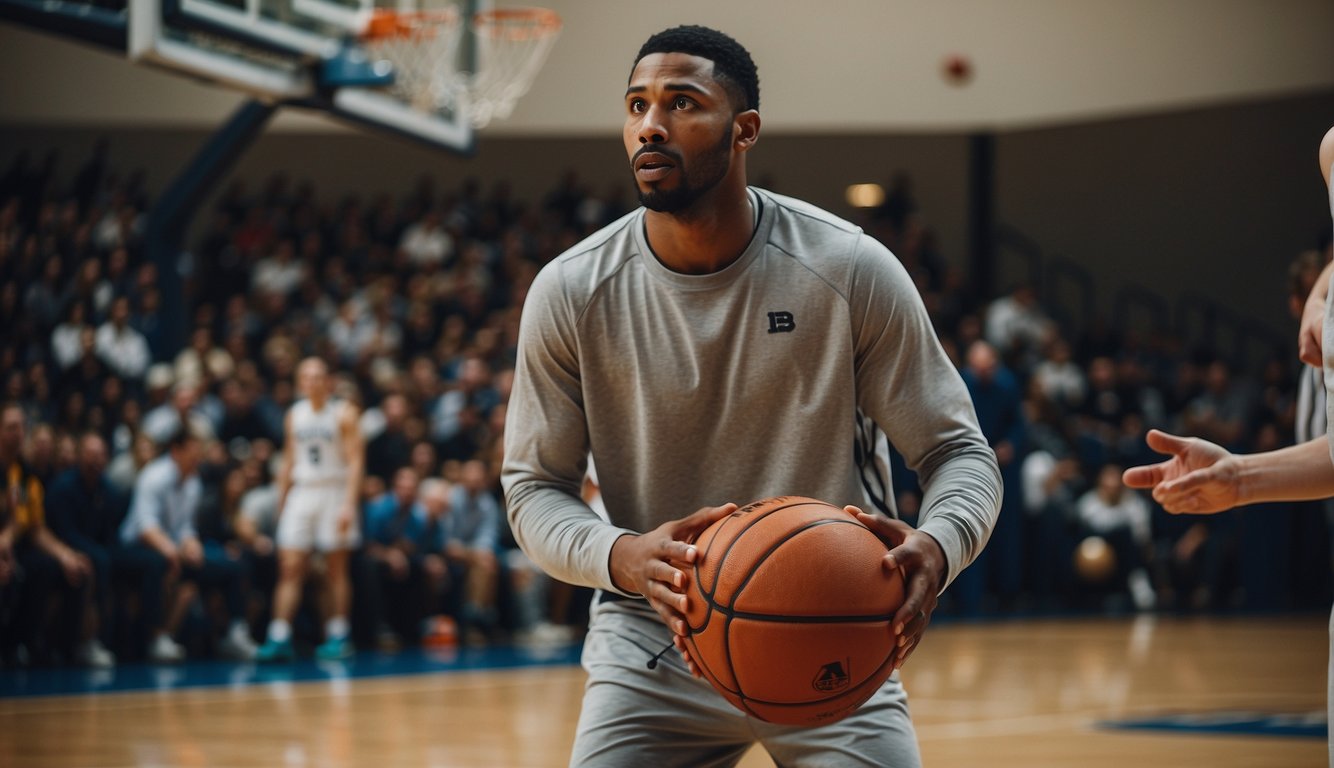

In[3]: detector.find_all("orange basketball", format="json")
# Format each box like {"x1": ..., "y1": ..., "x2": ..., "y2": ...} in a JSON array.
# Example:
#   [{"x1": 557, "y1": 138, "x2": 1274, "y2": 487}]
[{"x1": 682, "y1": 496, "x2": 905, "y2": 727}]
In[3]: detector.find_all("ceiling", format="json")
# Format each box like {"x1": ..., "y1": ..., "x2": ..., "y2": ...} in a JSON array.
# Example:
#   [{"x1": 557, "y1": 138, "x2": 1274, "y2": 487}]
[{"x1": 0, "y1": 0, "x2": 1331, "y2": 134}]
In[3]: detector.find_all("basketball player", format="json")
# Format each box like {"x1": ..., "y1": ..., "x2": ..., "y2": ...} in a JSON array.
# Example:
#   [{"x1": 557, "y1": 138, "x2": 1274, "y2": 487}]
[
  {"x1": 1124, "y1": 123, "x2": 1334, "y2": 767},
  {"x1": 256, "y1": 357, "x2": 364, "y2": 661},
  {"x1": 502, "y1": 26, "x2": 1002, "y2": 766}
]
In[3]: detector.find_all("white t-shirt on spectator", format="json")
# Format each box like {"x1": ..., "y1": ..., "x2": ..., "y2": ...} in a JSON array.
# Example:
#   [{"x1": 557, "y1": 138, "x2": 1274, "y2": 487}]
[
  {"x1": 1076, "y1": 487, "x2": 1151, "y2": 545},
  {"x1": 94, "y1": 322, "x2": 151, "y2": 381},
  {"x1": 399, "y1": 222, "x2": 453, "y2": 268}
]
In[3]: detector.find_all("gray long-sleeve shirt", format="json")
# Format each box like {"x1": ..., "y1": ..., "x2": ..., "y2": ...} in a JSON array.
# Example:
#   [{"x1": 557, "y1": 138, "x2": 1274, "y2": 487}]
[{"x1": 502, "y1": 188, "x2": 1001, "y2": 595}]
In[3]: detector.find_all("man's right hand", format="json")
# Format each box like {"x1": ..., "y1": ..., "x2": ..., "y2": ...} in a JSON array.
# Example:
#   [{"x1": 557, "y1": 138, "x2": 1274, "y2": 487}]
[{"x1": 608, "y1": 503, "x2": 737, "y2": 638}]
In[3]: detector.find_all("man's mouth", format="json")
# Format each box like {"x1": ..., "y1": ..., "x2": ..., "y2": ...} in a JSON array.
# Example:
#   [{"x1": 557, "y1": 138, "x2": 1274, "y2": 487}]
[{"x1": 634, "y1": 151, "x2": 677, "y2": 182}]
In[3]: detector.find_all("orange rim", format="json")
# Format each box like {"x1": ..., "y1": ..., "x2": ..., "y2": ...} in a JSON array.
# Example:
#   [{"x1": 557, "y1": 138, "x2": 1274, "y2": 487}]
[
  {"x1": 362, "y1": 8, "x2": 461, "y2": 40},
  {"x1": 472, "y1": 7, "x2": 561, "y2": 41}
]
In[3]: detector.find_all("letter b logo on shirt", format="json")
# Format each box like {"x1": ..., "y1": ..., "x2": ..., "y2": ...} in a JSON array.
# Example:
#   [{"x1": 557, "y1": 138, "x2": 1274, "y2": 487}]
[{"x1": 767, "y1": 311, "x2": 796, "y2": 334}]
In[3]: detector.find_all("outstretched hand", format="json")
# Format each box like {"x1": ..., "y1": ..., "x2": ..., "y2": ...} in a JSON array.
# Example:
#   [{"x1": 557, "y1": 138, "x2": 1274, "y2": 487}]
[
  {"x1": 1122, "y1": 429, "x2": 1240, "y2": 514},
  {"x1": 609, "y1": 503, "x2": 737, "y2": 644},
  {"x1": 852, "y1": 506, "x2": 945, "y2": 672}
]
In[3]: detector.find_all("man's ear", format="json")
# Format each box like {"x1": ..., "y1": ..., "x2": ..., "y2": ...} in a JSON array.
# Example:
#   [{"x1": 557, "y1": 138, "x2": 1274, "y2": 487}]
[{"x1": 733, "y1": 110, "x2": 761, "y2": 152}]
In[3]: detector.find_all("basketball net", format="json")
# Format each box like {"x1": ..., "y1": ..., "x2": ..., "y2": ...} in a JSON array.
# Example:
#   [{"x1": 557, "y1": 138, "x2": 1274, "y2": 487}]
[{"x1": 362, "y1": 6, "x2": 561, "y2": 128}]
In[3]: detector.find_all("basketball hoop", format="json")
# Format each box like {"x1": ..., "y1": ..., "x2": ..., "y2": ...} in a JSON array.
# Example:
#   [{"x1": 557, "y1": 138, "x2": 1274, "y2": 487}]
[{"x1": 362, "y1": 6, "x2": 561, "y2": 128}]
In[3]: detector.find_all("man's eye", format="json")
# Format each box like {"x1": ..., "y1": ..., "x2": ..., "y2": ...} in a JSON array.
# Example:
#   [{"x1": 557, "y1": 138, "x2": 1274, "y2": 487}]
[
  {"x1": 629, "y1": 99, "x2": 645, "y2": 113},
  {"x1": 673, "y1": 97, "x2": 690, "y2": 109}
]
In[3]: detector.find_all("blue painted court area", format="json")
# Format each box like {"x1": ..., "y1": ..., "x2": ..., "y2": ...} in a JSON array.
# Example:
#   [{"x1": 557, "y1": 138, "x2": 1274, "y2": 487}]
[
  {"x1": 1102, "y1": 711, "x2": 1327, "y2": 740},
  {"x1": 0, "y1": 642, "x2": 583, "y2": 699}
]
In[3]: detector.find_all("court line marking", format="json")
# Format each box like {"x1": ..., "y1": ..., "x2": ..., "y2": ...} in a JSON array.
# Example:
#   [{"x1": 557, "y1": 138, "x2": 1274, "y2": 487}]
[{"x1": 0, "y1": 666, "x2": 580, "y2": 717}]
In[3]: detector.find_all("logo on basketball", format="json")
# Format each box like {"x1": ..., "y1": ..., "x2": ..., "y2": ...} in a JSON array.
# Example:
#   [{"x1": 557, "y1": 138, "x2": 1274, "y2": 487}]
[{"x1": 812, "y1": 660, "x2": 851, "y2": 692}]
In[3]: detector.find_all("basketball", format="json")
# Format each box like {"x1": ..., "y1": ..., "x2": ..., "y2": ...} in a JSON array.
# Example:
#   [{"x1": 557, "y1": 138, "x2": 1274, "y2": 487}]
[
  {"x1": 682, "y1": 496, "x2": 905, "y2": 727},
  {"x1": 1073, "y1": 535, "x2": 1117, "y2": 583}
]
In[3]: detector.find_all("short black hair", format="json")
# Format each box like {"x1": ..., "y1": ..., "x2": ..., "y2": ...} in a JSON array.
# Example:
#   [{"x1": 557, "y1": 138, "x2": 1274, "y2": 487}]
[{"x1": 632, "y1": 25, "x2": 759, "y2": 113}]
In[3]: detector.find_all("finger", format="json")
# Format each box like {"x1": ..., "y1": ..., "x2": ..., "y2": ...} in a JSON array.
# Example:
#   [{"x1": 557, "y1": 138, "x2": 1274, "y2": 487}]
[
  {"x1": 674, "y1": 636, "x2": 703, "y2": 678},
  {"x1": 674, "y1": 503, "x2": 739, "y2": 544},
  {"x1": 1122, "y1": 462, "x2": 1169, "y2": 489},
  {"x1": 645, "y1": 583, "x2": 689, "y2": 634},
  {"x1": 1143, "y1": 429, "x2": 1190, "y2": 457},
  {"x1": 891, "y1": 568, "x2": 930, "y2": 636},
  {"x1": 894, "y1": 634, "x2": 922, "y2": 671},
  {"x1": 854, "y1": 511, "x2": 913, "y2": 549},
  {"x1": 882, "y1": 535, "x2": 924, "y2": 579},
  {"x1": 894, "y1": 607, "x2": 928, "y2": 648}
]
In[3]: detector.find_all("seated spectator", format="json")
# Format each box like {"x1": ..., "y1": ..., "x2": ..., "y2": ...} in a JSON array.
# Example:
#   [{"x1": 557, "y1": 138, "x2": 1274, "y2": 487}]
[
  {"x1": 217, "y1": 378, "x2": 273, "y2": 445},
  {"x1": 445, "y1": 459, "x2": 501, "y2": 644},
  {"x1": 1074, "y1": 463, "x2": 1156, "y2": 611},
  {"x1": 51, "y1": 301, "x2": 92, "y2": 372},
  {"x1": 117, "y1": 428, "x2": 255, "y2": 662},
  {"x1": 252, "y1": 237, "x2": 307, "y2": 300},
  {"x1": 1020, "y1": 449, "x2": 1085, "y2": 609},
  {"x1": 366, "y1": 393, "x2": 412, "y2": 486},
  {"x1": 236, "y1": 456, "x2": 280, "y2": 634},
  {"x1": 416, "y1": 478, "x2": 456, "y2": 635},
  {"x1": 431, "y1": 356, "x2": 500, "y2": 462},
  {"x1": 107, "y1": 430, "x2": 157, "y2": 495},
  {"x1": 398, "y1": 211, "x2": 454, "y2": 270},
  {"x1": 142, "y1": 380, "x2": 216, "y2": 447},
  {"x1": 95, "y1": 296, "x2": 150, "y2": 385},
  {"x1": 0, "y1": 402, "x2": 93, "y2": 666},
  {"x1": 1031, "y1": 336, "x2": 1086, "y2": 413},
  {"x1": 1179, "y1": 359, "x2": 1253, "y2": 451},
  {"x1": 195, "y1": 464, "x2": 265, "y2": 641},
  {"x1": 357, "y1": 467, "x2": 428, "y2": 647},
  {"x1": 984, "y1": 283, "x2": 1054, "y2": 371},
  {"x1": 45, "y1": 432, "x2": 124, "y2": 667}
]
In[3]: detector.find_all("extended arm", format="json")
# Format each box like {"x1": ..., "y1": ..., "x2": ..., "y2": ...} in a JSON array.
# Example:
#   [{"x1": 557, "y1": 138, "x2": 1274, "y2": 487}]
[{"x1": 1124, "y1": 429, "x2": 1334, "y2": 514}]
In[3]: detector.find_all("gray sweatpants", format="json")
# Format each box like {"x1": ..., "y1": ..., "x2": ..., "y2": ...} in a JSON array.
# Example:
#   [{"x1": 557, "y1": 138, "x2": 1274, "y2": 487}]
[{"x1": 570, "y1": 599, "x2": 922, "y2": 768}]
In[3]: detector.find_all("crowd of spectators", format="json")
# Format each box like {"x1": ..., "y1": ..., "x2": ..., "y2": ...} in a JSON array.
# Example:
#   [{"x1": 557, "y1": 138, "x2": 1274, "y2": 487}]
[{"x1": 0, "y1": 143, "x2": 1329, "y2": 668}]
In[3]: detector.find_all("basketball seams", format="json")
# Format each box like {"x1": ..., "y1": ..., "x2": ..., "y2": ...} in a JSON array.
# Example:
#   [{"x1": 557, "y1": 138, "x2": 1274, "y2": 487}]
[
  {"x1": 725, "y1": 517, "x2": 870, "y2": 614},
  {"x1": 683, "y1": 496, "x2": 901, "y2": 726},
  {"x1": 690, "y1": 497, "x2": 821, "y2": 610}
]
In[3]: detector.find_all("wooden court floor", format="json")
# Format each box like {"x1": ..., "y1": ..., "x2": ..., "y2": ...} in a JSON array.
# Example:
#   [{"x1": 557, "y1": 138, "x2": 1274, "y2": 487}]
[{"x1": 1, "y1": 615, "x2": 1325, "y2": 767}]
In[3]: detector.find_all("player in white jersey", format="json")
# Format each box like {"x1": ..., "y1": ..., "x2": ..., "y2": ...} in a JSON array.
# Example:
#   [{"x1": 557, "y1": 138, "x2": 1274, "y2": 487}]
[
  {"x1": 1125, "y1": 124, "x2": 1334, "y2": 766},
  {"x1": 256, "y1": 357, "x2": 364, "y2": 661}
]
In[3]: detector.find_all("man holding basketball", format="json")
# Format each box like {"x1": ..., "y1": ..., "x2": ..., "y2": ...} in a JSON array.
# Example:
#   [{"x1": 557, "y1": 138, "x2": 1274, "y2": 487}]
[{"x1": 503, "y1": 25, "x2": 1001, "y2": 766}]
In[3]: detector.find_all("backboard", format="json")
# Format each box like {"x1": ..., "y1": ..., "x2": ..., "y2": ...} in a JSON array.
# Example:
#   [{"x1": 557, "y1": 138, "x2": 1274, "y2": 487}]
[{"x1": 125, "y1": 0, "x2": 493, "y2": 152}]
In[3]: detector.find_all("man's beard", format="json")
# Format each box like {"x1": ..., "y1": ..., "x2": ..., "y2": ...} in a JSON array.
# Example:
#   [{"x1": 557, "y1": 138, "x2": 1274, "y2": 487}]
[{"x1": 634, "y1": 126, "x2": 733, "y2": 214}]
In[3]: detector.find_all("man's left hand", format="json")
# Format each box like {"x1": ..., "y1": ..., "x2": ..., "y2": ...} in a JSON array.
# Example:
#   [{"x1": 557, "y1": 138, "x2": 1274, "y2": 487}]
[{"x1": 851, "y1": 507, "x2": 946, "y2": 672}]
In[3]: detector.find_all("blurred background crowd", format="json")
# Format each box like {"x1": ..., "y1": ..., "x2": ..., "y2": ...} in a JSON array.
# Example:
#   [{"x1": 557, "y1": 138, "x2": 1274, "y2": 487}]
[{"x1": 1, "y1": 144, "x2": 1331, "y2": 669}]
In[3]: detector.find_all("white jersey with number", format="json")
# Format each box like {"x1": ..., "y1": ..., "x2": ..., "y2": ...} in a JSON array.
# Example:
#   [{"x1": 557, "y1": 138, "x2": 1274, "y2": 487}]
[{"x1": 290, "y1": 398, "x2": 347, "y2": 486}]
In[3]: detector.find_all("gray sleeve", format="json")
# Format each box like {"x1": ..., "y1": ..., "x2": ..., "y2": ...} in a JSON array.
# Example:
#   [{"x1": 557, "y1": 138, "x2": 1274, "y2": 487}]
[
  {"x1": 848, "y1": 235, "x2": 1002, "y2": 588},
  {"x1": 501, "y1": 262, "x2": 637, "y2": 593}
]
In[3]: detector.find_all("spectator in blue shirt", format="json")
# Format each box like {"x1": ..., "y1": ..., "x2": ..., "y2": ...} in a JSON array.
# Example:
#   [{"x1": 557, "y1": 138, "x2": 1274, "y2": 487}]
[
  {"x1": 357, "y1": 466, "x2": 428, "y2": 646},
  {"x1": 118, "y1": 428, "x2": 255, "y2": 661},
  {"x1": 445, "y1": 459, "x2": 501, "y2": 643},
  {"x1": 45, "y1": 432, "x2": 124, "y2": 667}
]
